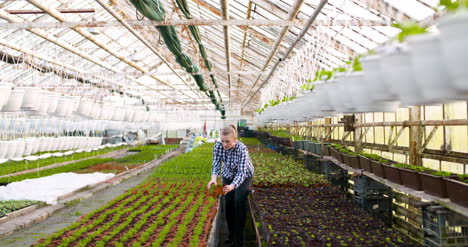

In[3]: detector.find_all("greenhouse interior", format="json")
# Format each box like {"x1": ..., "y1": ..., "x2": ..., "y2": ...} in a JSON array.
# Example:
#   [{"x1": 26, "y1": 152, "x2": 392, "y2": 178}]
[{"x1": 0, "y1": 0, "x2": 467, "y2": 246}]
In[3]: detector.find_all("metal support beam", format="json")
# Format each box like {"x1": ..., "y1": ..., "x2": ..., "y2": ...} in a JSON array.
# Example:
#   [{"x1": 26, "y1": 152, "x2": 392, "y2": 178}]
[
  {"x1": 243, "y1": 0, "x2": 328, "y2": 107},
  {"x1": 6, "y1": 8, "x2": 95, "y2": 15},
  {"x1": 94, "y1": 0, "x2": 211, "y2": 110},
  {"x1": 220, "y1": 0, "x2": 232, "y2": 108},
  {"x1": 244, "y1": 0, "x2": 305, "y2": 101},
  {"x1": 0, "y1": 19, "x2": 389, "y2": 29}
]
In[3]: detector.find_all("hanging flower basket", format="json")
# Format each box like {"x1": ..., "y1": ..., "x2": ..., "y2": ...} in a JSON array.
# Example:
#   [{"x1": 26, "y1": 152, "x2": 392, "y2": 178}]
[{"x1": 2, "y1": 89, "x2": 25, "y2": 112}]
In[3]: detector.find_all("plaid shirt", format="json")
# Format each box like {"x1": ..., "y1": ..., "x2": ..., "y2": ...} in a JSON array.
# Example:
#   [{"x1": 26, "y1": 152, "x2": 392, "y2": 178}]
[{"x1": 211, "y1": 141, "x2": 254, "y2": 188}]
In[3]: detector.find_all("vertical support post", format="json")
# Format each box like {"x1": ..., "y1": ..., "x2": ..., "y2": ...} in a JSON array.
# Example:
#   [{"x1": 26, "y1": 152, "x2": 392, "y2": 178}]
[
  {"x1": 354, "y1": 114, "x2": 363, "y2": 153},
  {"x1": 409, "y1": 106, "x2": 422, "y2": 166},
  {"x1": 325, "y1": 118, "x2": 332, "y2": 143}
]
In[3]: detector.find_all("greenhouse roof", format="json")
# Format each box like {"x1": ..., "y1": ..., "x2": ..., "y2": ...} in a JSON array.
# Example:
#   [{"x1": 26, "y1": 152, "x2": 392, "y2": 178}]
[{"x1": 0, "y1": 0, "x2": 441, "y2": 117}]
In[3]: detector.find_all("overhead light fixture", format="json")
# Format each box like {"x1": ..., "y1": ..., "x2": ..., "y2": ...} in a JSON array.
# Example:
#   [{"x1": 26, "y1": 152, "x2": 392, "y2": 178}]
[
  {"x1": 87, "y1": 14, "x2": 100, "y2": 35},
  {"x1": 129, "y1": 49, "x2": 140, "y2": 62}
]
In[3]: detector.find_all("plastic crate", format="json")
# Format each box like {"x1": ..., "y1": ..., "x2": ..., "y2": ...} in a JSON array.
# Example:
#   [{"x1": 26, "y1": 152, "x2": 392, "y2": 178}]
[
  {"x1": 322, "y1": 161, "x2": 346, "y2": 179},
  {"x1": 422, "y1": 205, "x2": 468, "y2": 247},
  {"x1": 355, "y1": 196, "x2": 392, "y2": 225},
  {"x1": 303, "y1": 154, "x2": 321, "y2": 173}
]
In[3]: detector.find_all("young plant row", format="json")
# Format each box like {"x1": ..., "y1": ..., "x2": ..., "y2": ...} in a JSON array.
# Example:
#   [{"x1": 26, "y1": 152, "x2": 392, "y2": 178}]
[
  {"x1": 117, "y1": 144, "x2": 178, "y2": 164},
  {"x1": 0, "y1": 200, "x2": 41, "y2": 217},
  {"x1": 35, "y1": 144, "x2": 218, "y2": 247},
  {"x1": 0, "y1": 158, "x2": 114, "y2": 184},
  {"x1": 0, "y1": 146, "x2": 126, "y2": 177}
]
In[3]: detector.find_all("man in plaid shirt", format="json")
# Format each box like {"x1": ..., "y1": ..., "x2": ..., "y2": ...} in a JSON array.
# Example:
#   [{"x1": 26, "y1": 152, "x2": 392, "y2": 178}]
[{"x1": 207, "y1": 124, "x2": 254, "y2": 247}]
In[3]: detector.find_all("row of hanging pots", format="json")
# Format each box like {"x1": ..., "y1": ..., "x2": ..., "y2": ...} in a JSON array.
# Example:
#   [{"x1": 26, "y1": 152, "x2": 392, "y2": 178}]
[
  {"x1": 258, "y1": 11, "x2": 468, "y2": 124},
  {"x1": 0, "y1": 136, "x2": 103, "y2": 159},
  {"x1": 0, "y1": 86, "x2": 158, "y2": 123},
  {"x1": 0, "y1": 118, "x2": 160, "y2": 137}
]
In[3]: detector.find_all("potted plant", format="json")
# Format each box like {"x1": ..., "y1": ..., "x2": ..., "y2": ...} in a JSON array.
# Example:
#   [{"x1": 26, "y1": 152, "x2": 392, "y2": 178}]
[
  {"x1": 395, "y1": 163, "x2": 431, "y2": 191},
  {"x1": 329, "y1": 144, "x2": 344, "y2": 163},
  {"x1": 407, "y1": 33, "x2": 457, "y2": 104},
  {"x1": 445, "y1": 174, "x2": 468, "y2": 207},
  {"x1": 358, "y1": 153, "x2": 373, "y2": 173},
  {"x1": 340, "y1": 149, "x2": 361, "y2": 169},
  {"x1": 438, "y1": 0, "x2": 468, "y2": 94},
  {"x1": 2, "y1": 89, "x2": 25, "y2": 112},
  {"x1": 359, "y1": 153, "x2": 386, "y2": 178},
  {"x1": 0, "y1": 83, "x2": 12, "y2": 110},
  {"x1": 420, "y1": 170, "x2": 453, "y2": 198}
]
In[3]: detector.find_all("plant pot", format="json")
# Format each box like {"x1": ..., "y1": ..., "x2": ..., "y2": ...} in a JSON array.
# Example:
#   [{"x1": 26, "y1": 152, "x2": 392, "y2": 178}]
[
  {"x1": 313, "y1": 143, "x2": 323, "y2": 155},
  {"x1": 330, "y1": 148, "x2": 343, "y2": 163},
  {"x1": 0, "y1": 84, "x2": 12, "y2": 109},
  {"x1": 345, "y1": 72, "x2": 375, "y2": 113},
  {"x1": 439, "y1": 11, "x2": 468, "y2": 94},
  {"x1": 380, "y1": 45, "x2": 423, "y2": 107},
  {"x1": 18, "y1": 87, "x2": 42, "y2": 110},
  {"x1": 307, "y1": 142, "x2": 316, "y2": 153},
  {"x1": 348, "y1": 155, "x2": 361, "y2": 169},
  {"x1": 2, "y1": 90, "x2": 25, "y2": 112},
  {"x1": 359, "y1": 156, "x2": 372, "y2": 173},
  {"x1": 323, "y1": 146, "x2": 331, "y2": 156},
  {"x1": 361, "y1": 55, "x2": 399, "y2": 112},
  {"x1": 382, "y1": 164, "x2": 402, "y2": 185},
  {"x1": 420, "y1": 173, "x2": 448, "y2": 198},
  {"x1": 399, "y1": 168, "x2": 423, "y2": 191},
  {"x1": 370, "y1": 160, "x2": 385, "y2": 178},
  {"x1": 407, "y1": 33, "x2": 457, "y2": 104},
  {"x1": 46, "y1": 95, "x2": 59, "y2": 114},
  {"x1": 35, "y1": 95, "x2": 52, "y2": 116},
  {"x1": 0, "y1": 141, "x2": 9, "y2": 159},
  {"x1": 278, "y1": 137, "x2": 292, "y2": 147},
  {"x1": 445, "y1": 178, "x2": 468, "y2": 207}
]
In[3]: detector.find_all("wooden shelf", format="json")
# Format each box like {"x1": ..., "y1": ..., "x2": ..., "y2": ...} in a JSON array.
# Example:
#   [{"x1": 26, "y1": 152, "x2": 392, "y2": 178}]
[{"x1": 319, "y1": 155, "x2": 468, "y2": 217}]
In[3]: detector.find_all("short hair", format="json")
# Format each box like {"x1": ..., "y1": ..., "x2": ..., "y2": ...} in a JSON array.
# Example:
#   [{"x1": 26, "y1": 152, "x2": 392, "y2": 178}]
[{"x1": 221, "y1": 124, "x2": 237, "y2": 138}]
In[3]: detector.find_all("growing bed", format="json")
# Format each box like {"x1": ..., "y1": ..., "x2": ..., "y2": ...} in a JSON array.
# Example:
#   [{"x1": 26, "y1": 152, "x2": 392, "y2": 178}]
[
  {"x1": 33, "y1": 143, "x2": 218, "y2": 247},
  {"x1": 241, "y1": 137, "x2": 421, "y2": 247}
]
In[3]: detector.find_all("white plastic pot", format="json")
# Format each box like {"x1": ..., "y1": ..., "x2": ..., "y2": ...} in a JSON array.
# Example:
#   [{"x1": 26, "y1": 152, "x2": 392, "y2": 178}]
[
  {"x1": 380, "y1": 45, "x2": 422, "y2": 106},
  {"x1": 124, "y1": 109, "x2": 135, "y2": 122},
  {"x1": 55, "y1": 97, "x2": 71, "y2": 117},
  {"x1": 407, "y1": 33, "x2": 457, "y2": 104},
  {"x1": 361, "y1": 56, "x2": 399, "y2": 112},
  {"x1": 47, "y1": 95, "x2": 59, "y2": 114},
  {"x1": 2, "y1": 89, "x2": 25, "y2": 112},
  {"x1": 0, "y1": 83, "x2": 12, "y2": 109},
  {"x1": 77, "y1": 99, "x2": 92, "y2": 117},
  {"x1": 23, "y1": 139, "x2": 35, "y2": 156},
  {"x1": 18, "y1": 87, "x2": 42, "y2": 110},
  {"x1": 0, "y1": 141, "x2": 9, "y2": 159},
  {"x1": 345, "y1": 72, "x2": 375, "y2": 113},
  {"x1": 14, "y1": 140, "x2": 26, "y2": 157},
  {"x1": 438, "y1": 11, "x2": 468, "y2": 96},
  {"x1": 5, "y1": 141, "x2": 17, "y2": 159},
  {"x1": 35, "y1": 95, "x2": 52, "y2": 116},
  {"x1": 111, "y1": 107, "x2": 125, "y2": 121}
]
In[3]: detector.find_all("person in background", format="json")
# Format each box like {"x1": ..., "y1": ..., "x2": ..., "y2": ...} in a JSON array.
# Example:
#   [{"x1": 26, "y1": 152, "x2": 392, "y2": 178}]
[{"x1": 207, "y1": 124, "x2": 254, "y2": 247}]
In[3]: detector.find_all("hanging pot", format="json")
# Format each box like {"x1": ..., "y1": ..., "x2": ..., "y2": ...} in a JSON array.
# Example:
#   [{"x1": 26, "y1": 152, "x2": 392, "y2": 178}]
[
  {"x1": 0, "y1": 83, "x2": 12, "y2": 109},
  {"x1": 55, "y1": 96, "x2": 71, "y2": 117},
  {"x1": 18, "y1": 87, "x2": 42, "y2": 110},
  {"x1": 346, "y1": 72, "x2": 375, "y2": 113},
  {"x1": 23, "y1": 138, "x2": 35, "y2": 156},
  {"x1": 47, "y1": 95, "x2": 60, "y2": 114},
  {"x1": 0, "y1": 141, "x2": 9, "y2": 159},
  {"x1": 407, "y1": 33, "x2": 457, "y2": 104},
  {"x1": 5, "y1": 141, "x2": 17, "y2": 159},
  {"x1": 124, "y1": 108, "x2": 135, "y2": 122},
  {"x1": 2, "y1": 89, "x2": 25, "y2": 112},
  {"x1": 380, "y1": 45, "x2": 422, "y2": 107},
  {"x1": 438, "y1": 11, "x2": 468, "y2": 96},
  {"x1": 361, "y1": 55, "x2": 399, "y2": 112},
  {"x1": 111, "y1": 107, "x2": 125, "y2": 121},
  {"x1": 14, "y1": 139, "x2": 26, "y2": 157},
  {"x1": 35, "y1": 95, "x2": 52, "y2": 116},
  {"x1": 30, "y1": 138, "x2": 41, "y2": 154},
  {"x1": 77, "y1": 99, "x2": 92, "y2": 117}
]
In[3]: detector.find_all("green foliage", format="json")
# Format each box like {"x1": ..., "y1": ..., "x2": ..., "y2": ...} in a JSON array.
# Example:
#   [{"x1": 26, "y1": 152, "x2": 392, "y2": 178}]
[
  {"x1": 0, "y1": 146, "x2": 126, "y2": 177},
  {"x1": 118, "y1": 145, "x2": 177, "y2": 164},
  {"x1": 261, "y1": 130, "x2": 301, "y2": 140},
  {"x1": 394, "y1": 163, "x2": 432, "y2": 172},
  {"x1": 392, "y1": 22, "x2": 427, "y2": 42},
  {"x1": 0, "y1": 200, "x2": 40, "y2": 217},
  {"x1": 458, "y1": 174, "x2": 468, "y2": 183},
  {"x1": 439, "y1": 0, "x2": 468, "y2": 11},
  {"x1": 431, "y1": 171, "x2": 453, "y2": 177},
  {"x1": 0, "y1": 158, "x2": 114, "y2": 184},
  {"x1": 239, "y1": 137, "x2": 262, "y2": 146},
  {"x1": 256, "y1": 95, "x2": 297, "y2": 114}
]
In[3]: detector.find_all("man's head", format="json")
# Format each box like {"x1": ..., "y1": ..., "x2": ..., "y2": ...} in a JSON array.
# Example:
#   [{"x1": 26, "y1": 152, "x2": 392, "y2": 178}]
[{"x1": 220, "y1": 124, "x2": 237, "y2": 150}]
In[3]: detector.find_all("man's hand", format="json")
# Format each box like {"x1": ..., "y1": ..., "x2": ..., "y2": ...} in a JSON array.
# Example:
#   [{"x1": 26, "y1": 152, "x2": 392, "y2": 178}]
[
  {"x1": 223, "y1": 184, "x2": 235, "y2": 194},
  {"x1": 207, "y1": 174, "x2": 218, "y2": 190},
  {"x1": 207, "y1": 179, "x2": 217, "y2": 190}
]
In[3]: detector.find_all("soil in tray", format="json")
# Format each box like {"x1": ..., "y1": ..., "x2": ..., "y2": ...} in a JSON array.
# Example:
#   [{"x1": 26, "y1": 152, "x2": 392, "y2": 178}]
[
  {"x1": 74, "y1": 162, "x2": 139, "y2": 174},
  {"x1": 251, "y1": 186, "x2": 421, "y2": 247}
]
